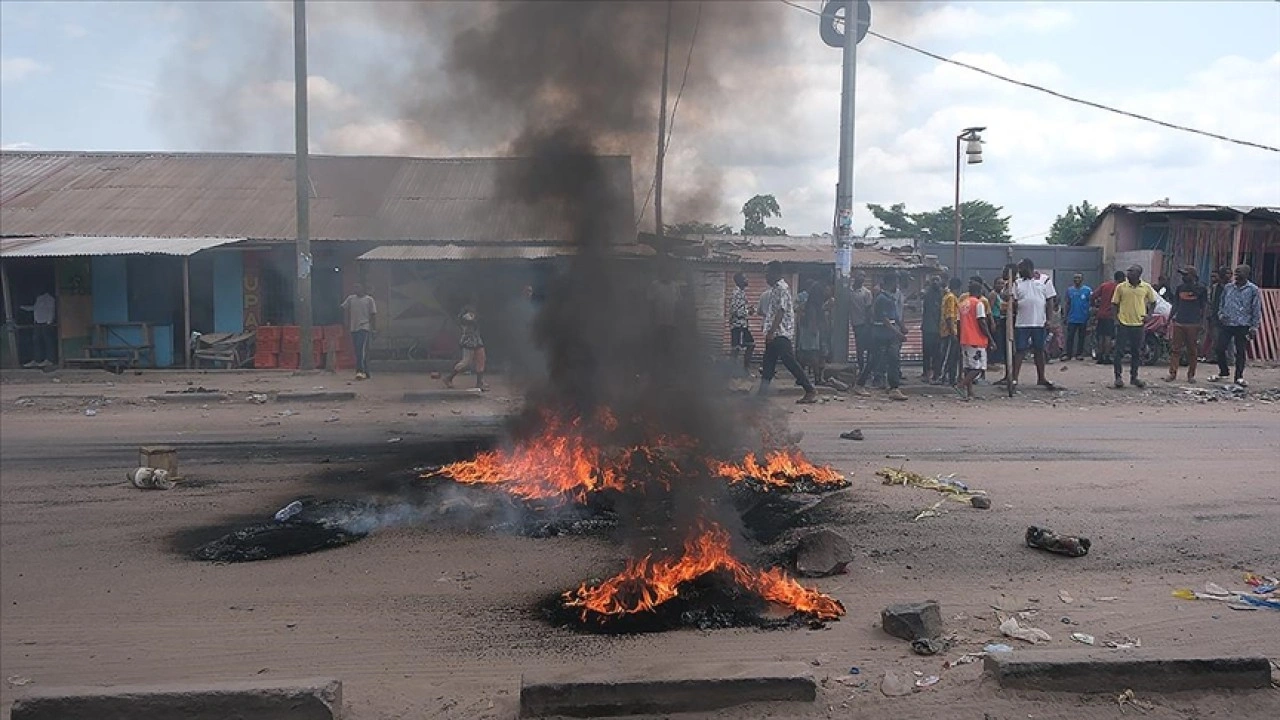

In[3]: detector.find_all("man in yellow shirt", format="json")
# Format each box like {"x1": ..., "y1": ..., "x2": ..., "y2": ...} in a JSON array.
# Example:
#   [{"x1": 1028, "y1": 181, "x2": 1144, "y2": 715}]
[
  {"x1": 939, "y1": 278, "x2": 961, "y2": 386},
  {"x1": 1110, "y1": 264, "x2": 1157, "y2": 389}
]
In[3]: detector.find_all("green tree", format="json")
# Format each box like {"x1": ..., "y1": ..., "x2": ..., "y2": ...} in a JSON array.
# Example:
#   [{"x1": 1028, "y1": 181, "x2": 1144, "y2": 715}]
[
  {"x1": 665, "y1": 220, "x2": 734, "y2": 237},
  {"x1": 741, "y1": 194, "x2": 786, "y2": 236},
  {"x1": 868, "y1": 200, "x2": 1011, "y2": 243},
  {"x1": 1046, "y1": 200, "x2": 1100, "y2": 245}
]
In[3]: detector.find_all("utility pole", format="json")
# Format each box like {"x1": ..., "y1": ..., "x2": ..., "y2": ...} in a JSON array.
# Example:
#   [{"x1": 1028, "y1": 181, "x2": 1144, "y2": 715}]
[
  {"x1": 822, "y1": 1, "x2": 869, "y2": 364},
  {"x1": 655, "y1": 0, "x2": 673, "y2": 243},
  {"x1": 293, "y1": 0, "x2": 314, "y2": 370}
]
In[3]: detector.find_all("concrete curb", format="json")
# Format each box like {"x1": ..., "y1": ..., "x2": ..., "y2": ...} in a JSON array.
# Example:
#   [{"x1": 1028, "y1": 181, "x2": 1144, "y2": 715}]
[
  {"x1": 402, "y1": 389, "x2": 485, "y2": 402},
  {"x1": 11, "y1": 677, "x2": 342, "y2": 720},
  {"x1": 146, "y1": 392, "x2": 230, "y2": 404},
  {"x1": 984, "y1": 650, "x2": 1271, "y2": 693},
  {"x1": 275, "y1": 391, "x2": 357, "y2": 402},
  {"x1": 519, "y1": 663, "x2": 815, "y2": 717}
]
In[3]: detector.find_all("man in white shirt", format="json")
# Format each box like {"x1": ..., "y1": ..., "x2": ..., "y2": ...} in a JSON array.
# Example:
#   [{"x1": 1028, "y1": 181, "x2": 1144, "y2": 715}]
[
  {"x1": 340, "y1": 284, "x2": 377, "y2": 380},
  {"x1": 1001, "y1": 258, "x2": 1058, "y2": 390},
  {"x1": 19, "y1": 292, "x2": 56, "y2": 368}
]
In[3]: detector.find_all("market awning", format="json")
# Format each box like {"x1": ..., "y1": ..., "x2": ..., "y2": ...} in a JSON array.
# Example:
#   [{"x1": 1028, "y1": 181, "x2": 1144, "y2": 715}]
[
  {"x1": 358, "y1": 244, "x2": 653, "y2": 261},
  {"x1": 0, "y1": 236, "x2": 246, "y2": 258}
]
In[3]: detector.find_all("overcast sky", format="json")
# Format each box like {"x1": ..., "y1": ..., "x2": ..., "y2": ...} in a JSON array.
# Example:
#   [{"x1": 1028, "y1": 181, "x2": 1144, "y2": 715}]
[{"x1": 2, "y1": 1, "x2": 1277, "y2": 242}]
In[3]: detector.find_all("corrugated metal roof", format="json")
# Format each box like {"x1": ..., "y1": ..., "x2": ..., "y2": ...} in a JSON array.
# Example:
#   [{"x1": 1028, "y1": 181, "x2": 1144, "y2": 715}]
[
  {"x1": 360, "y1": 243, "x2": 654, "y2": 261},
  {"x1": 1113, "y1": 203, "x2": 1280, "y2": 215},
  {"x1": 0, "y1": 235, "x2": 244, "y2": 258},
  {"x1": 0, "y1": 151, "x2": 636, "y2": 245},
  {"x1": 696, "y1": 242, "x2": 930, "y2": 269}
]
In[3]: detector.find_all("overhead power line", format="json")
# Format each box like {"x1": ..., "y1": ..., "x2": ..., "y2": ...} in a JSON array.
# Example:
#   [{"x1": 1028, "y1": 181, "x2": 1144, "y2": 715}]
[
  {"x1": 779, "y1": 0, "x2": 1279, "y2": 153},
  {"x1": 637, "y1": 1, "x2": 703, "y2": 228}
]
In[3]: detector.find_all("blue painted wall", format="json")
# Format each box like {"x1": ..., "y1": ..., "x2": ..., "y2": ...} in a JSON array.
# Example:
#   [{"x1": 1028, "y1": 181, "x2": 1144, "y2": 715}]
[
  {"x1": 89, "y1": 256, "x2": 174, "y2": 367},
  {"x1": 91, "y1": 256, "x2": 129, "y2": 323},
  {"x1": 213, "y1": 253, "x2": 244, "y2": 333}
]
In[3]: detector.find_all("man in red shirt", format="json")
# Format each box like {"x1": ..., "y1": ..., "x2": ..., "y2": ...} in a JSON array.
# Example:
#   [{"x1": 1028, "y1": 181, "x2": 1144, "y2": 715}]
[
  {"x1": 1091, "y1": 270, "x2": 1123, "y2": 364},
  {"x1": 957, "y1": 277, "x2": 994, "y2": 401}
]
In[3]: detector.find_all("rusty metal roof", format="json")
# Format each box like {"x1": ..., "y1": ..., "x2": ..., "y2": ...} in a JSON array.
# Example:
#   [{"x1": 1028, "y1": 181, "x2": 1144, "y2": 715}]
[
  {"x1": 696, "y1": 241, "x2": 931, "y2": 269},
  {"x1": 360, "y1": 244, "x2": 654, "y2": 261},
  {"x1": 0, "y1": 235, "x2": 244, "y2": 258},
  {"x1": 0, "y1": 151, "x2": 636, "y2": 244}
]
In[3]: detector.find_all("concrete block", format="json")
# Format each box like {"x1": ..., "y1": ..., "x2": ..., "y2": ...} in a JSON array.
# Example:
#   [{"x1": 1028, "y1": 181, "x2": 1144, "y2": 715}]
[
  {"x1": 402, "y1": 390, "x2": 484, "y2": 402},
  {"x1": 11, "y1": 677, "x2": 341, "y2": 720},
  {"x1": 881, "y1": 600, "x2": 942, "y2": 641},
  {"x1": 793, "y1": 528, "x2": 853, "y2": 577},
  {"x1": 274, "y1": 391, "x2": 356, "y2": 402},
  {"x1": 147, "y1": 392, "x2": 228, "y2": 404},
  {"x1": 984, "y1": 650, "x2": 1271, "y2": 693},
  {"x1": 519, "y1": 663, "x2": 815, "y2": 718}
]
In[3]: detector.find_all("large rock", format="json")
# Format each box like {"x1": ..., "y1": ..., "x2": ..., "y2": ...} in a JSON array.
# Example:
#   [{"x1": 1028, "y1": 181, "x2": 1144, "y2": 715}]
[
  {"x1": 792, "y1": 529, "x2": 853, "y2": 577},
  {"x1": 880, "y1": 600, "x2": 943, "y2": 641}
]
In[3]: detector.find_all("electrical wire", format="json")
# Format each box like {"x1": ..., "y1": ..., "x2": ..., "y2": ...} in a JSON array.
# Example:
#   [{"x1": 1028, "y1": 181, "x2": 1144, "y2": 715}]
[
  {"x1": 779, "y1": 0, "x2": 1280, "y2": 153},
  {"x1": 636, "y1": 1, "x2": 702, "y2": 229}
]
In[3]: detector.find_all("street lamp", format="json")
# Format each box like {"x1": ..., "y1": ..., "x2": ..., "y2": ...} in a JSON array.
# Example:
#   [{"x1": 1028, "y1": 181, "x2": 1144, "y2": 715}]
[{"x1": 953, "y1": 126, "x2": 985, "y2": 276}]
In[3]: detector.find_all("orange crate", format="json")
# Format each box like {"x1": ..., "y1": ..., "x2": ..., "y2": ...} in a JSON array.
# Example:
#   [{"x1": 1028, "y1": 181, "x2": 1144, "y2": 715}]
[
  {"x1": 254, "y1": 351, "x2": 278, "y2": 369},
  {"x1": 255, "y1": 326, "x2": 281, "y2": 342},
  {"x1": 256, "y1": 336, "x2": 280, "y2": 353},
  {"x1": 278, "y1": 352, "x2": 300, "y2": 369},
  {"x1": 281, "y1": 326, "x2": 301, "y2": 343}
]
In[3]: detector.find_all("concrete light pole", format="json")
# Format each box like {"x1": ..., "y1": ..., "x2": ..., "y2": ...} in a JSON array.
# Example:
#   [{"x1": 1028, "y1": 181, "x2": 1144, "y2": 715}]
[{"x1": 294, "y1": 0, "x2": 314, "y2": 370}]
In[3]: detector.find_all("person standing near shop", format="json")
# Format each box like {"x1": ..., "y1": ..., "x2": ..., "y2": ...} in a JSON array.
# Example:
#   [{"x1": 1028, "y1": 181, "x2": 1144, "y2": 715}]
[
  {"x1": 340, "y1": 283, "x2": 377, "y2": 380},
  {"x1": 1110, "y1": 264, "x2": 1157, "y2": 389},
  {"x1": 1165, "y1": 266, "x2": 1207, "y2": 383},
  {"x1": 1062, "y1": 273, "x2": 1092, "y2": 361},
  {"x1": 1209, "y1": 264, "x2": 1262, "y2": 387},
  {"x1": 19, "y1": 291, "x2": 56, "y2": 368}
]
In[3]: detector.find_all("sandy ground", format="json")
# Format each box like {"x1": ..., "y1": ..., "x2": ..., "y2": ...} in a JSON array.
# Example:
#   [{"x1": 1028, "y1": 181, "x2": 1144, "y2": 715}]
[{"x1": 1, "y1": 362, "x2": 1278, "y2": 719}]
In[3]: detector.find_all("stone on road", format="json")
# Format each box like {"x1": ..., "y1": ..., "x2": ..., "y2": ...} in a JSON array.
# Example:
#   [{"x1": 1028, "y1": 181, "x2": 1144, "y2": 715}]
[
  {"x1": 880, "y1": 600, "x2": 943, "y2": 641},
  {"x1": 792, "y1": 528, "x2": 853, "y2": 577}
]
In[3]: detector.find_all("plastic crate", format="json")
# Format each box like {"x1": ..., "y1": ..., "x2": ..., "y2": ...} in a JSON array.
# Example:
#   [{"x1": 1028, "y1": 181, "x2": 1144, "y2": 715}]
[
  {"x1": 255, "y1": 325, "x2": 282, "y2": 342},
  {"x1": 281, "y1": 338, "x2": 302, "y2": 354},
  {"x1": 253, "y1": 351, "x2": 278, "y2": 369},
  {"x1": 281, "y1": 326, "x2": 301, "y2": 343},
  {"x1": 256, "y1": 335, "x2": 281, "y2": 353},
  {"x1": 278, "y1": 352, "x2": 301, "y2": 369}
]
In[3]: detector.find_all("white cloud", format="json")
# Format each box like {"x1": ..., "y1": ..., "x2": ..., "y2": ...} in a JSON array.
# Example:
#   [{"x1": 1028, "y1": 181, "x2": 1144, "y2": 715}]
[
  {"x1": 248, "y1": 75, "x2": 361, "y2": 114},
  {"x1": 0, "y1": 57, "x2": 49, "y2": 84},
  {"x1": 909, "y1": 3, "x2": 1074, "y2": 41},
  {"x1": 62, "y1": 23, "x2": 89, "y2": 39},
  {"x1": 1, "y1": 141, "x2": 38, "y2": 151}
]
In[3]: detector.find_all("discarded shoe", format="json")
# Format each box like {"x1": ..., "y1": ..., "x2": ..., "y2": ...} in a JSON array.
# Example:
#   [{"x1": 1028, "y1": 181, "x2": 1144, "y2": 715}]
[
  {"x1": 839, "y1": 429, "x2": 864, "y2": 441},
  {"x1": 1025, "y1": 525, "x2": 1091, "y2": 557}
]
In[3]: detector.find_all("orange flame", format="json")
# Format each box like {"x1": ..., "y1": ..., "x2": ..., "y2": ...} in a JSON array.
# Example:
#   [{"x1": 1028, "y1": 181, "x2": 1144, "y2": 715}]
[
  {"x1": 712, "y1": 451, "x2": 846, "y2": 489},
  {"x1": 563, "y1": 521, "x2": 844, "y2": 621},
  {"x1": 429, "y1": 414, "x2": 628, "y2": 503}
]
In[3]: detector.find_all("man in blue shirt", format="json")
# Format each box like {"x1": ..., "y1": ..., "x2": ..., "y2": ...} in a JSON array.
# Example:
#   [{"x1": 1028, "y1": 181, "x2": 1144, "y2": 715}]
[
  {"x1": 1209, "y1": 264, "x2": 1263, "y2": 387},
  {"x1": 1062, "y1": 273, "x2": 1092, "y2": 361}
]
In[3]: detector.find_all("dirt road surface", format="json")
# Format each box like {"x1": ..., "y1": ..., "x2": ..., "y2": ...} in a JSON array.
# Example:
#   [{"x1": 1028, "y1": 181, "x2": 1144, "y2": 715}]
[{"x1": 2, "y1": 364, "x2": 1278, "y2": 719}]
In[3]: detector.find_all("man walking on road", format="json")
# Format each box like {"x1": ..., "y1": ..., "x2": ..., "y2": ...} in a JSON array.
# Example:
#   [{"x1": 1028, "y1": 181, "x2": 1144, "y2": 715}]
[
  {"x1": 854, "y1": 273, "x2": 908, "y2": 401},
  {"x1": 1165, "y1": 266, "x2": 1206, "y2": 383},
  {"x1": 759, "y1": 261, "x2": 817, "y2": 404},
  {"x1": 1111, "y1": 264, "x2": 1157, "y2": 389},
  {"x1": 1209, "y1": 264, "x2": 1263, "y2": 387},
  {"x1": 340, "y1": 283, "x2": 377, "y2": 380},
  {"x1": 1002, "y1": 258, "x2": 1057, "y2": 391},
  {"x1": 1062, "y1": 273, "x2": 1092, "y2": 361}
]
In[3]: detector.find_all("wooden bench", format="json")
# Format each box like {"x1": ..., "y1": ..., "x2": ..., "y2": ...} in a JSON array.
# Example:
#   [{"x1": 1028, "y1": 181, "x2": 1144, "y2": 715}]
[{"x1": 64, "y1": 322, "x2": 154, "y2": 370}]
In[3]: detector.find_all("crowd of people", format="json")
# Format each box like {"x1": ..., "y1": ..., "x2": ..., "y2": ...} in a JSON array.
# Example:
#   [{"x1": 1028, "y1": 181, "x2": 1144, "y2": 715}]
[{"x1": 732, "y1": 259, "x2": 1265, "y2": 402}]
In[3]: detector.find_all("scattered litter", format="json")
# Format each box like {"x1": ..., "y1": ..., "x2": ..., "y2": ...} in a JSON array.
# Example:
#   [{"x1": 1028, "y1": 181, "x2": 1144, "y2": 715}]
[
  {"x1": 1172, "y1": 581, "x2": 1280, "y2": 609},
  {"x1": 277, "y1": 410, "x2": 297, "y2": 417},
  {"x1": 84, "y1": 408, "x2": 97, "y2": 417},
  {"x1": 1103, "y1": 637, "x2": 1142, "y2": 650},
  {"x1": 970, "y1": 495, "x2": 991, "y2": 509},
  {"x1": 1227, "y1": 603, "x2": 1259, "y2": 611},
  {"x1": 911, "y1": 637, "x2": 949, "y2": 656},
  {"x1": 885, "y1": 454, "x2": 908, "y2": 459},
  {"x1": 912, "y1": 499, "x2": 947, "y2": 522},
  {"x1": 1060, "y1": 616, "x2": 1076, "y2": 625},
  {"x1": 1000, "y1": 617, "x2": 1052, "y2": 644},
  {"x1": 1116, "y1": 688, "x2": 1154, "y2": 714},
  {"x1": 848, "y1": 666, "x2": 860, "y2": 675},
  {"x1": 880, "y1": 670, "x2": 913, "y2": 697},
  {"x1": 6, "y1": 676, "x2": 32, "y2": 687},
  {"x1": 839, "y1": 429, "x2": 864, "y2": 441},
  {"x1": 1025, "y1": 526, "x2": 1091, "y2": 557},
  {"x1": 14, "y1": 398, "x2": 34, "y2": 407},
  {"x1": 248, "y1": 393, "x2": 268, "y2": 404},
  {"x1": 1094, "y1": 596, "x2": 1119, "y2": 602},
  {"x1": 878, "y1": 467, "x2": 989, "y2": 505},
  {"x1": 1244, "y1": 572, "x2": 1278, "y2": 594},
  {"x1": 387, "y1": 437, "x2": 402, "y2": 444},
  {"x1": 915, "y1": 675, "x2": 940, "y2": 689},
  {"x1": 1058, "y1": 589, "x2": 1074, "y2": 604},
  {"x1": 128, "y1": 467, "x2": 174, "y2": 490},
  {"x1": 944, "y1": 652, "x2": 986, "y2": 669},
  {"x1": 274, "y1": 501, "x2": 304, "y2": 522},
  {"x1": 1071, "y1": 632, "x2": 1095, "y2": 645},
  {"x1": 324, "y1": 415, "x2": 340, "y2": 423},
  {"x1": 983, "y1": 643, "x2": 1013, "y2": 654}
]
